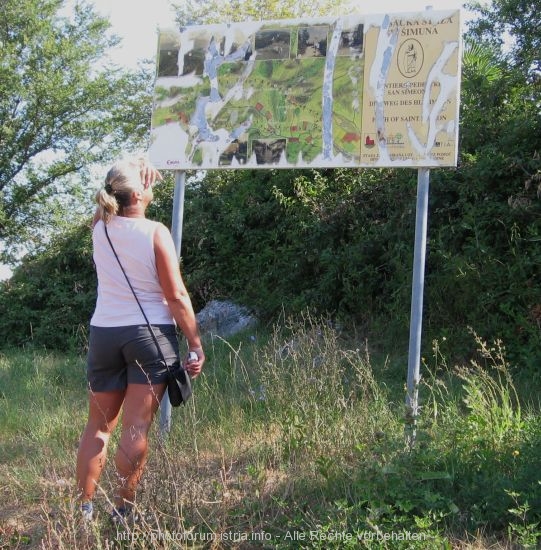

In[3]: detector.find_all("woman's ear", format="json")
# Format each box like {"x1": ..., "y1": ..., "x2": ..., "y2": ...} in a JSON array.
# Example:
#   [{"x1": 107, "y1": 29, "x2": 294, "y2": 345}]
[{"x1": 132, "y1": 189, "x2": 143, "y2": 202}]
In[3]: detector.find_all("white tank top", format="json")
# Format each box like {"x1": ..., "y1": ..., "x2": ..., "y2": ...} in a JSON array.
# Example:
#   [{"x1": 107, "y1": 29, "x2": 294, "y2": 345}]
[{"x1": 90, "y1": 216, "x2": 174, "y2": 327}]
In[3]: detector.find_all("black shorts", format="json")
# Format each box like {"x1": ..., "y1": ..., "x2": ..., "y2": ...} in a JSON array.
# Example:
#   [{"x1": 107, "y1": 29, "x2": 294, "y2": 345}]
[{"x1": 87, "y1": 324, "x2": 179, "y2": 392}]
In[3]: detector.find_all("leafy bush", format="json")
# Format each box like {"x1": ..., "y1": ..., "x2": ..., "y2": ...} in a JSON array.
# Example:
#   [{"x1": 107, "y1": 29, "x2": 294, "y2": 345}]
[
  {"x1": 180, "y1": 168, "x2": 418, "y2": 330},
  {"x1": 2, "y1": 148, "x2": 539, "y2": 368},
  {"x1": 0, "y1": 222, "x2": 96, "y2": 350}
]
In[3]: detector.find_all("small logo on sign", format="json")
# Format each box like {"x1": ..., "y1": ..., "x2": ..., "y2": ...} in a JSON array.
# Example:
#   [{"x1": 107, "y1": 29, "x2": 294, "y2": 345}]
[{"x1": 397, "y1": 39, "x2": 424, "y2": 78}]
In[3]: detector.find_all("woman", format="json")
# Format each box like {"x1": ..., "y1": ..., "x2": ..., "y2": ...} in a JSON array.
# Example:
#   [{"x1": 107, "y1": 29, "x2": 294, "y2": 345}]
[{"x1": 76, "y1": 157, "x2": 204, "y2": 521}]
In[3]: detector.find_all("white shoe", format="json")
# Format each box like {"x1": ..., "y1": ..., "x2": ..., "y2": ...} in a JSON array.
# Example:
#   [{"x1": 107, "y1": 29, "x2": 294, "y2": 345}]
[{"x1": 81, "y1": 501, "x2": 93, "y2": 521}]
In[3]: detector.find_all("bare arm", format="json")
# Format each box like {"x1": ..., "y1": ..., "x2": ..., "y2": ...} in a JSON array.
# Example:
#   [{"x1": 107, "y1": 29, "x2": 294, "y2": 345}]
[{"x1": 154, "y1": 223, "x2": 204, "y2": 377}]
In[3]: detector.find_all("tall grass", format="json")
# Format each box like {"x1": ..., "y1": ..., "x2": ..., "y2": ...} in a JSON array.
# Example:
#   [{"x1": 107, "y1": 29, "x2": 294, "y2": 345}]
[{"x1": 0, "y1": 319, "x2": 540, "y2": 549}]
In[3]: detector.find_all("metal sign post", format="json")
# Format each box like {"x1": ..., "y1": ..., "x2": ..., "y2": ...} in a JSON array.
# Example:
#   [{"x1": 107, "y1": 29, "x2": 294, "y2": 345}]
[
  {"x1": 405, "y1": 167, "x2": 430, "y2": 448},
  {"x1": 160, "y1": 170, "x2": 186, "y2": 435}
]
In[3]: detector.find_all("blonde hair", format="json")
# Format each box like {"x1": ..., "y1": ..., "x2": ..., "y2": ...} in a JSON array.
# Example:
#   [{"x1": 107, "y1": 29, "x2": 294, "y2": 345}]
[{"x1": 95, "y1": 157, "x2": 146, "y2": 224}]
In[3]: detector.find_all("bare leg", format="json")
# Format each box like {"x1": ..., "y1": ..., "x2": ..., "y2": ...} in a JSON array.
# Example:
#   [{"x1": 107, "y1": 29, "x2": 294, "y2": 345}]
[
  {"x1": 76, "y1": 389, "x2": 125, "y2": 502},
  {"x1": 114, "y1": 382, "x2": 166, "y2": 508}
]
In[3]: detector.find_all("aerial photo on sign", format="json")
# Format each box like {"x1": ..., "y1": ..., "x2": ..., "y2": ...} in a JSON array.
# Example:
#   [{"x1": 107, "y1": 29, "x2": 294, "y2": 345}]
[{"x1": 149, "y1": 10, "x2": 461, "y2": 170}]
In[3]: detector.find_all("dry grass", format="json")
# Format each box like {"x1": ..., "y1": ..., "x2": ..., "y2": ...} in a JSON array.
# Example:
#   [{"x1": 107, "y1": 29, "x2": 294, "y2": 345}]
[{"x1": 1, "y1": 322, "x2": 538, "y2": 549}]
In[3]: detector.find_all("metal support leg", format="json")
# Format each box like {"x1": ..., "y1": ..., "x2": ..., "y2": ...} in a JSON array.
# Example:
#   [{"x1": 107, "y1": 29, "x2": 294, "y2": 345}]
[
  {"x1": 160, "y1": 171, "x2": 186, "y2": 436},
  {"x1": 405, "y1": 168, "x2": 430, "y2": 447}
]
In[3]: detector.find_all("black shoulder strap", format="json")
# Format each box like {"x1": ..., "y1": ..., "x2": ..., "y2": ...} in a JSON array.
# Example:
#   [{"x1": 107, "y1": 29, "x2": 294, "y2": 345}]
[{"x1": 103, "y1": 224, "x2": 169, "y2": 369}]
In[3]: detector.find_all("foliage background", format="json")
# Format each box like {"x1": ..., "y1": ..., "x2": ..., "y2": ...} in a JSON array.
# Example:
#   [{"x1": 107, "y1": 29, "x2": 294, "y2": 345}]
[{"x1": 0, "y1": 0, "x2": 540, "y2": 371}]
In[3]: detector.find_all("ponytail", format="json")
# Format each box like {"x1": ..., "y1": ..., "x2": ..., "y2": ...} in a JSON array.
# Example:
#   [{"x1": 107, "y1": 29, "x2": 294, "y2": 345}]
[
  {"x1": 95, "y1": 157, "x2": 146, "y2": 224},
  {"x1": 95, "y1": 188, "x2": 119, "y2": 224}
]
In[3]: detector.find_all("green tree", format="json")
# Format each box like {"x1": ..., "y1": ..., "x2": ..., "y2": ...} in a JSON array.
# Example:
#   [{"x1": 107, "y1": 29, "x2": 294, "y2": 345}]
[
  {"x1": 172, "y1": 0, "x2": 347, "y2": 26},
  {"x1": 467, "y1": 0, "x2": 541, "y2": 78},
  {"x1": 461, "y1": 0, "x2": 540, "y2": 222},
  {"x1": 460, "y1": 39, "x2": 509, "y2": 152},
  {"x1": 0, "y1": 0, "x2": 152, "y2": 261}
]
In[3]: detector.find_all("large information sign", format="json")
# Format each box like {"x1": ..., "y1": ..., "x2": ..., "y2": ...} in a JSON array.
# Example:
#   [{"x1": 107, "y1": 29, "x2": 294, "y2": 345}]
[{"x1": 149, "y1": 10, "x2": 461, "y2": 170}]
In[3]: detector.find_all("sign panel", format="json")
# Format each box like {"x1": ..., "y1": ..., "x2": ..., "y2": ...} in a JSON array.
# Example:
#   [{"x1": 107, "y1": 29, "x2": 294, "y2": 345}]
[{"x1": 149, "y1": 10, "x2": 461, "y2": 170}]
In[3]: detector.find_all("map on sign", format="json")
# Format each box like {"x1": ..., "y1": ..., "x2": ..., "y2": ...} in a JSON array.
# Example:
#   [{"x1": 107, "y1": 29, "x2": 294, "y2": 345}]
[{"x1": 149, "y1": 11, "x2": 461, "y2": 169}]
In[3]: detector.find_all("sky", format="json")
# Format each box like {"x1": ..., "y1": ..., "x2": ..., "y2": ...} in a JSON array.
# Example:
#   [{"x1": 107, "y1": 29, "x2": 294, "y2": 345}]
[{"x1": 88, "y1": 0, "x2": 467, "y2": 69}]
